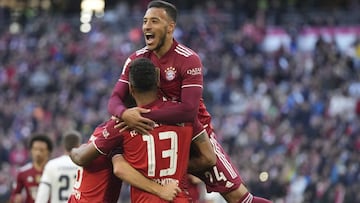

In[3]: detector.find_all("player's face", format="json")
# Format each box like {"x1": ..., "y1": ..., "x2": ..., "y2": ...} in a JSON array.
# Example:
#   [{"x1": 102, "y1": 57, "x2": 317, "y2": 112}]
[
  {"x1": 31, "y1": 141, "x2": 50, "y2": 165},
  {"x1": 143, "y1": 7, "x2": 174, "y2": 53}
]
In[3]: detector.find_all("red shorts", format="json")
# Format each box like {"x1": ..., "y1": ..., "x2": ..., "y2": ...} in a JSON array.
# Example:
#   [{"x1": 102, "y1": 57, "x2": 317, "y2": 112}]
[{"x1": 193, "y1": 132, "x2": 242, "y2": 193}]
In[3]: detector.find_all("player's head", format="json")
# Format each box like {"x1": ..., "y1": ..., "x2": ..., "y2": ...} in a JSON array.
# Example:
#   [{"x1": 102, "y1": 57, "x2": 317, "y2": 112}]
[
  {"x1": 29, "y1": 134, "x2": 53, "y2": 164},
  {"x1": 128, "y1": 57, "x2": 158, "y2": 96},
  {"x1": 143, "y1": 0, "x2": 177, "y2": 53},
  {"x1": 147, "y1": 0, "x2": 177, "y2": 23},
  {"x1": 62, "y1": 130, "x2": 82, "y2": 153}
]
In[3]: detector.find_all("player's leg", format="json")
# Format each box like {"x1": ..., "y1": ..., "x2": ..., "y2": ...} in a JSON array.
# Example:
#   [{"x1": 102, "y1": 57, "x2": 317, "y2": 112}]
[{"x1": 193, "y1": 132, "x2": 272, "y2": 203}]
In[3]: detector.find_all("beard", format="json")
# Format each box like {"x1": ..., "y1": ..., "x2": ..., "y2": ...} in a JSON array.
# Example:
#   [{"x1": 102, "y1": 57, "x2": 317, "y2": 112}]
[{"x1": 151, "y1": 27, "x2": 167, "y2": 52}]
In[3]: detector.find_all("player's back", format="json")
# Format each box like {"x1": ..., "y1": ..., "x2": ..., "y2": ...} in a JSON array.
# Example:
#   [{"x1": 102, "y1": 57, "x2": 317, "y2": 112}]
[
  {"x1": 39, "y1": 155, "x2": 78, "y2": 203},
  {"x1": 122, "y1": 124, "x2": 193, "y2": 203}
]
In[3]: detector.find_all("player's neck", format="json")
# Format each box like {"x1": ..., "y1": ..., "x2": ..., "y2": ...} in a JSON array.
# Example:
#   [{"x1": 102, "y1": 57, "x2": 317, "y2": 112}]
[
  {"x1": 153, "y1": 38, "x2": 173, "y2": 58},
  {"x1": 134, "y1": 92, "x2": 158, "y2": 107},
  {"x1": 33, "y1": 161, "x2": 46, "y2": 171}
]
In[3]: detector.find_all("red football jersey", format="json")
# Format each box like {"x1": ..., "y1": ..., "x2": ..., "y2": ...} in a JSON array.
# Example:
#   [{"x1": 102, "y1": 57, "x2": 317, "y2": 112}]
[
  {"x1": 11, "y1": 163, "x2": 43, "y2": 203},
  {"x1": 94, "y1": 100, "x2": 193, "y2": 203},
  {"x1": 68, "y1": 124, "x2": 122, "y2": 203},
  {"x1": 119, "y1": 40, "x2": 212, "y2": 132}
]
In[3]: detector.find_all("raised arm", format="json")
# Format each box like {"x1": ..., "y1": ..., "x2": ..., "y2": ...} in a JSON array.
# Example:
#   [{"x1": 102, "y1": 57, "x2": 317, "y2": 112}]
[{"x1": 108, "y1": 79, "x2": 132, "y2": 117}]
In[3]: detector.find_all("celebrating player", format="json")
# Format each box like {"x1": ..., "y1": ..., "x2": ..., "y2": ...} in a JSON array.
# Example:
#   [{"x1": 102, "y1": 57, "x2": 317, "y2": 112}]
[{"x1": 108, "y1": 1, "x2": 272, "y2": 203}]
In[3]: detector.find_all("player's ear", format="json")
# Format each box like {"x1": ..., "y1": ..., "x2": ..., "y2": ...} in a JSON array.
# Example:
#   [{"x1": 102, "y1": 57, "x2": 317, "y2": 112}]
[
  {"x1": 168, "y1": 21, "x2": 175, "y2": 34},
  {"x1": 129, "y1": 84, "x2": 135, "y2": 97}
]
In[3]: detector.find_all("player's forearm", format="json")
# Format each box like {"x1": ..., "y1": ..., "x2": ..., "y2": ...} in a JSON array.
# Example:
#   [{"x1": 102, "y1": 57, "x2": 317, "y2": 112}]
[
  {"x1": 108, "y1": 82, "x2": 129, "y2": 117},
  {"x1": 112, "y1": 155, "x2": 163, "y2": 196},
  {"x1": 70, "y1": 144, "x2": 99, "y2": 166},
  {"x1": 145, "y1": 87, "x2": 201, "y2": 124}
]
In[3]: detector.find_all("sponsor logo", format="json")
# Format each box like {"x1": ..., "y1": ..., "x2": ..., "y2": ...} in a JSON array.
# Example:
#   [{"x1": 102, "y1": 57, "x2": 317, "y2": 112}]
[
  {"x1": 152, "y1": 178, "x2": 179, "y2": 186},
  {"x1": 186, "y1": 67, "x2": 202, "y2": 75},
  {"x1": 165, "y1": 67, "x2": 176, "y2": 81}
]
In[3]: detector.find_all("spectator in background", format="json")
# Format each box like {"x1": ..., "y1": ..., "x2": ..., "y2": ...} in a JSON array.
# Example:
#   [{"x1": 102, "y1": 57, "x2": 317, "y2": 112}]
[
  {"x1": 35, "y1": 130, "x2": 81, "y2": 203},
  {"x1": 10, "y1": 134, "x2": 53, "y2": 203}
]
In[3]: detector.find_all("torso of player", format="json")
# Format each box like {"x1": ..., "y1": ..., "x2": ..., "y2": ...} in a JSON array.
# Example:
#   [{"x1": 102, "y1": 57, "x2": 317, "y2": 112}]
[
  {"x1": 130, "y1": 41, "x2": 202, "y2": 102},
  {"x1": 17, "y1": 163, "x2": 43, "y2": 203},
  {"x1": 126, "y1": 41, "x2": 213, "y2": 130},
  {"x1": 42, "y1": 155, "x2": 78, "y2": 203},
  {"x1": 69, "y1": 129, "x2": 121, "y2": 203}
]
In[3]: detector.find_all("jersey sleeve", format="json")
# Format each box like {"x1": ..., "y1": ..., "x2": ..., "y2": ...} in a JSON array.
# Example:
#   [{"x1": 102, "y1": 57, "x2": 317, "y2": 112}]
[
  {"x1": 146, "y1": 86, "x2": 202, "y2": 123},
  {"x1": 108, "y1": 55, "x2": 137, "y2": 117},
  {"x1": 35, "y1": 183, "x2": 50, "y2": 203},
  {"x1": 10, "y1": 171, "x2": 25, "y2": 202},
  {"x1": 92, "y1": 119, "x2": 124, "y2": 155},
  {"x1": 35, "y1": 162, "x2": 53, "y2": 203},
  {"x1": 180, "y1": 53, "x2": 203, "y2": 88}
]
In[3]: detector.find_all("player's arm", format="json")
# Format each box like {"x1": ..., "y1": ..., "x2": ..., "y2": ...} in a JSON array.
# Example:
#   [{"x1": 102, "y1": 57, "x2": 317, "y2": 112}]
[
  {"x1": 10, "y1": 174, "x2": 24, "y2": 203},
  {"x1": 35, "y1": 183, "x2": 50, "y2": 203},
  {"x1": 70, "y1": 143, "x2": 100, "y2": 166},
  {"x1": 108, "y1": 74, "x2": 155, "y2": 134},
  {"x1": 145, "y1": 86, "x2": 201, "y2": 123},
  {"x1": 112, "y1": 154, "x2": 180, "y2": 201},
  {"x1": 35, "y1": 164, "x2": 51, "y2": 203}
]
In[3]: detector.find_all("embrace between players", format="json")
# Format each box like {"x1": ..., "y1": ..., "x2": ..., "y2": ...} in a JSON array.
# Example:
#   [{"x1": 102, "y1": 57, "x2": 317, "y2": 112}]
[{"x1": 68, "y1": 1, "x2": 272, "y2": 203}]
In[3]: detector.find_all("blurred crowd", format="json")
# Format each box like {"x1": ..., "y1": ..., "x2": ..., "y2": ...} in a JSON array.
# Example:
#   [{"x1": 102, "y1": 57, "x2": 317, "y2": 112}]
[{"x1": 1, "y1": 1, "x2": 360, "y2": 202}]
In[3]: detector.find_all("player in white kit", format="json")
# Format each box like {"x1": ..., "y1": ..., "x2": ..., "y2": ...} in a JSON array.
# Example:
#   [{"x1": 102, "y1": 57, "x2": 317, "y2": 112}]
[{"x1": 35, "y1": 130, "x2": 81, "y2": 203}]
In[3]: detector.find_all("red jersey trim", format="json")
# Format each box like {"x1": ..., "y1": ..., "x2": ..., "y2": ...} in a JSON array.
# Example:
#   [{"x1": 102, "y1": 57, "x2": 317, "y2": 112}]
[
  {"x1": 192, "y1": 129, "x2": 206, "y2": 141},
  {"x1": 182, "y1": 84, "x2": 203, "y2": 88},
  {"x1": 92, "y1": 141, "x2": 107, "y2": 155}
]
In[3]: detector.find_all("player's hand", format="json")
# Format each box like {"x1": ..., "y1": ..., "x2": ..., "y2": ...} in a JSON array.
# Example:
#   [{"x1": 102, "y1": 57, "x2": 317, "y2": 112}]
[
  {"x1": 119, "y1": 107, "x2": 155, "y2": 134},
  {"x1": 158, "y1": 181, "x2": 181, "y2": 201}
]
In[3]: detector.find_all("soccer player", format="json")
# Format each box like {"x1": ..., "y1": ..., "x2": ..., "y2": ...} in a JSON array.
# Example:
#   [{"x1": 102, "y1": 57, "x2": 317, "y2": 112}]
[
  {"x1": 67, "y1": 133, "x2": 123, "y2": 203},
  {"x1": 10, "y1": 134, "x2": 53, "y2": 203},
  {"x1": 107, "y1": 1, "x2": 272, "y2": 203},
  {"x1": 35, "y1": 130, "x2": 81, "y2": 203},
  {"x1": 70, "y1": 58, "x2": 206, "y2": 202}
]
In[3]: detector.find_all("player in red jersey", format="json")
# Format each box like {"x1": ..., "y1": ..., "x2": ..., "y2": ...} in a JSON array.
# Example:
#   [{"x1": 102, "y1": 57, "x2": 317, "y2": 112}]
[
  {"x1": 67, "y1": 126, "x2": 123, "y2": 203},
  {"x1": 70, "y1": 58, "x2": 202, "y2": 202},
  {"x1": 108, "y1": 1, "x2": 272, "y2": 203},
  {"x1": 10, "y1": 134, "x2": 53, "y2": 203}
]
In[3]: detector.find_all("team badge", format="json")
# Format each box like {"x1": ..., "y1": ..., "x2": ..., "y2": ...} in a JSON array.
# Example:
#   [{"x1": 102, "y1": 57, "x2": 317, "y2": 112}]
[
  {"x1": 165, "y1": 67, "x2": 176, "y2": 81},
  {"x1": 102, "y1": 127, "x2": 110, "y2": 139},
  {"x1": 27, "y1": 176, "x2": 34, "y2": 183}
]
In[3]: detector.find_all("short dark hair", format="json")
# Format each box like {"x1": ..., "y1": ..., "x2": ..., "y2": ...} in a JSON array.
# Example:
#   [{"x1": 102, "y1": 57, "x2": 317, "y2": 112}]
[
  {"x1": 62, "y1": 130, "x2": 82, "y2": 152},
  {"x1": 147, "y1": 0, "x2": 177, "y2": 23},
  {"x1": 129, "y1": 58, "x2": 157, "y2": 93},
  {"x1": 29, "y1": 134, "x2": 53, "y2": 152}
]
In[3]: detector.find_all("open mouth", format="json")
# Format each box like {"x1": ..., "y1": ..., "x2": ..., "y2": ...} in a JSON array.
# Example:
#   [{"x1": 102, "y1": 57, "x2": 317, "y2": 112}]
[{"x1": 145, "y1": 33, "x2": 155, "y2": 43}]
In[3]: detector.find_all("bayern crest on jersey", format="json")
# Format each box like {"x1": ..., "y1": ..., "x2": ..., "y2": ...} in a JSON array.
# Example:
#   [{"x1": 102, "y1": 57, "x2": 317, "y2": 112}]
[{"x1": 165, "y1": 67, "x2": 176, "y2": 81}]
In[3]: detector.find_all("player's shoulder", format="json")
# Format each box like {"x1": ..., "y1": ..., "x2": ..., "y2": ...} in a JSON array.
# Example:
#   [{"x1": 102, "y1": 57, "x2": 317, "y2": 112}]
[
  {"x1": 174, "y1": 42, "x2": 199, "y2": 59},
  {"x1": 46, "y1": 155, "x2": 68, "y2": 164},
  {"x1": 18, "y1": 162, "x2": 33, "y2": 172},
  {"x1": 133, "y1": 46, "x2": 150, "y2": 58},
  {"x1": 46, "y1": 155, "x2": 75, "y2": 168}
]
